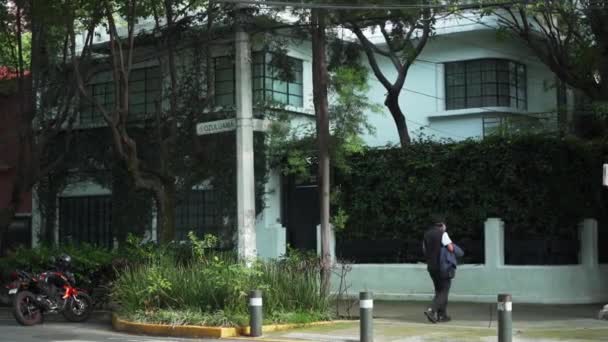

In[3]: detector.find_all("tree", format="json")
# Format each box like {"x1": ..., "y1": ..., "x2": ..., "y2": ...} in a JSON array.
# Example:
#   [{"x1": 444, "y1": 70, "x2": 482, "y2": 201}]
[
  {"x1": 260, "y1": 2, "x2": 379, "y2": 294},
  {"x1": 341, "y1": 4, "x2": 435, "y2": 147},
  {"x1": 67, "y1": 0, "x2": 227, "y2": 243},
  {"x1": 493, "y1": 1, "x2": 608, "y2": 105},
  {"x1": 0, "y1": 0, "x2": 80, "y2": 253}
]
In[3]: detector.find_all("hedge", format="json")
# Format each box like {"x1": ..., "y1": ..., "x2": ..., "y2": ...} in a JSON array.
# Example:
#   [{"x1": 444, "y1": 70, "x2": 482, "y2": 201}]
[{"x1": 335, "y1": 135, "x2": 608, "y2": 242}]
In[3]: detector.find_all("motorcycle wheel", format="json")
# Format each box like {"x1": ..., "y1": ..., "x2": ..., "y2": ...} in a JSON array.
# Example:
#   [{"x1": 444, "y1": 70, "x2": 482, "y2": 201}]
[
  {"x1": 12, "y1": 291, "x2": 43, "y2": 326},
  {"x1": 62, "y1": 293, "x2": 92, "y2": 322}
]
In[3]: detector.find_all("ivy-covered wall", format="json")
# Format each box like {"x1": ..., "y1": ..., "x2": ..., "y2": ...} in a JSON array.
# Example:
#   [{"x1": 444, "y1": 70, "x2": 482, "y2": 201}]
[
  {"x1": 336, "y1": 136, "x2": 608, "y2": 243},
  {"x1": 35, "y1": 126, "x2": 270, "y2": 248}
]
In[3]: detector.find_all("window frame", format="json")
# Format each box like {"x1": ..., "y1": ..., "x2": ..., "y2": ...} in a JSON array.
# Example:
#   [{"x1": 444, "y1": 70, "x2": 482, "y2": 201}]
[
  {"x1": 213, "y1": 52, "x2": 304, "y2": 108},
  {"x1": 80, "y1": 66, "x2": 162, "y2": 125},
  {"x1": 444, "y1": 58, "x2": 527, "y2": 111},
  {"x1": 252, "y1": 52, "x2": 304, "y2": 108}
]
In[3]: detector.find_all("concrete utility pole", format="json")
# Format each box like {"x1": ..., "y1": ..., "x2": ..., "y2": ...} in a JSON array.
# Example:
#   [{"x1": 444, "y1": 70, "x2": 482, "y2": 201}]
[{"x1": 235, "y1": 5, "x2": 257, "y2": 263}]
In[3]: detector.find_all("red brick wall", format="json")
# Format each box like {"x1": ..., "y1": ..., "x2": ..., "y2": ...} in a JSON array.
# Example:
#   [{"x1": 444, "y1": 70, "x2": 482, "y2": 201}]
[{"x1": 0, "y1": 76, "x2": 32, "y2": 214}]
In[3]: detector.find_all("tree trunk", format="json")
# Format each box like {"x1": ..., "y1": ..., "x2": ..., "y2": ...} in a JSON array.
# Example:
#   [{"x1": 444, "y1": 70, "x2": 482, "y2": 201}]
[
  {"x1": 0, "y1": 207, "x2": 16, "y2": 256},
  {"x1": 385, "y1": 92, "x2": 411, "y2": 147},
  {"x1": 43, "y1": 178, "x2": 57, "y2": 244},
  {"x1": 311, "y1": 8, "x2": 332, "y2": 297},
  {"x1": 155, "y1": 182, "x2": 176, "y2": 243}
]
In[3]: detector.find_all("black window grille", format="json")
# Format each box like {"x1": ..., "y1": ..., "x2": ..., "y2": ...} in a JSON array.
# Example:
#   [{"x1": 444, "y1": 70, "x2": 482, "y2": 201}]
[
  {"x1": 59, "y1": 195, "x2": 113, "y2": 248},
  {"x1": 445, "y1": 59, "x2": 527, "y2": 110},
  {"x1": 174, "y1": 189, "x2": 220, "y2": 241}
]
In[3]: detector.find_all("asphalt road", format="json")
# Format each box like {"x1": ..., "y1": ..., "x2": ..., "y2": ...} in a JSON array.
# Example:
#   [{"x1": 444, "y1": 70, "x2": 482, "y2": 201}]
[{"x1": 0, "y1": 309, "x2": 245, "y2": 342}]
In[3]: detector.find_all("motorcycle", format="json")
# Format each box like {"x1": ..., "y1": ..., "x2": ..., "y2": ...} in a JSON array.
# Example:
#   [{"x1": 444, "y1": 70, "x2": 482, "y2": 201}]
[{"x1": 6, "y1": 268, "x2": 93, "y2": 325}]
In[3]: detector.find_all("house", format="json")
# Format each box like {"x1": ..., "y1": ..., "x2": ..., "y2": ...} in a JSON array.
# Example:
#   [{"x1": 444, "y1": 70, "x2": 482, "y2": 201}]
[
  {"x1": 31, "y1": 11, "x2": 566, "y2": 253},
  {"x1": 23, "y1": 9, "x2": 607, "y2": 304},
  {"x1": 0, "y1": 68, "x2": 33, "y2": 255}
]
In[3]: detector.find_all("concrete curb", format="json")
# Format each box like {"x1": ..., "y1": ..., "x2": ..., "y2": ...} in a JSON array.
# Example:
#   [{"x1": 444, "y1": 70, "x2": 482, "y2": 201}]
[
  {"x1": 112, "y1": 314, "x2": 240, "y2": 338},
  {"x1": 112, "y1": 313, "x2": 348, "y2": 339}
]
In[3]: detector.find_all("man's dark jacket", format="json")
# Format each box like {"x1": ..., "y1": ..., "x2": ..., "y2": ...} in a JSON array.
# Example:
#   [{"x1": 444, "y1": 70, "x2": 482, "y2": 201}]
[{"x1": 440, "y1": 243, "x2": 464, "y2": 279}]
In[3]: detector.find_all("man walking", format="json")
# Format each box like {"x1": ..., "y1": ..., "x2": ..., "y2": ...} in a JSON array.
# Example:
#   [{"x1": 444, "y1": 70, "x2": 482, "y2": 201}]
[{"x1": 423, "y1": 216, "x2": 454, "y2": 323}]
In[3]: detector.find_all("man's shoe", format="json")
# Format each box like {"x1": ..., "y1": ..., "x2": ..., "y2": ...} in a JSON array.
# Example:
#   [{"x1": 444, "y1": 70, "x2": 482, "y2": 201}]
[
  {"x1": 424, "y1": 308, "x2": 438, "y2": 323},
  {"x1": 437, "y1": 314, "x2": 451, "y2": 323}
]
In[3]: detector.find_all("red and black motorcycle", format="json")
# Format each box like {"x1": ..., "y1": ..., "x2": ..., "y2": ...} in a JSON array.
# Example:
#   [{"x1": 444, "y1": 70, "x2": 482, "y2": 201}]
[{"x1": 5, "y1": 255, "x2": 93, "y2": 325}]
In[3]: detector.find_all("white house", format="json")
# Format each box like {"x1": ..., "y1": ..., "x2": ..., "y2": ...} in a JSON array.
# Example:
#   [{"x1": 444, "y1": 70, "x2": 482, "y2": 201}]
[{"x1": 29, "y1": 10, "x2": 608, "y2": 305}]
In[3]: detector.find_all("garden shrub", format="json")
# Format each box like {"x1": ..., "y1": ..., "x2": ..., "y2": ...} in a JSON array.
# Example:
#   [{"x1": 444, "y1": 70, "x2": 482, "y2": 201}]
[
  {"x1": 111, "y1": 234, "x2": 330, "y2": 326},
  {"x1": 335, "y1": 135, "x2": 608, "y2": 243}
]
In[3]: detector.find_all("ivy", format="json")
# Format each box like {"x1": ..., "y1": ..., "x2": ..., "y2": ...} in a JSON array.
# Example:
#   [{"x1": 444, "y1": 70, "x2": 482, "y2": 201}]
[{"x1": 335, "y1": 135, "x2": 608, "y2": 242}]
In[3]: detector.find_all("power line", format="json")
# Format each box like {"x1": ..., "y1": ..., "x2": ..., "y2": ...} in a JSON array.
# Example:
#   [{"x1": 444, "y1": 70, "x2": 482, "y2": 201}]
[{"x1": 216, "y1": 0, "x2": 526, "y2": 11}]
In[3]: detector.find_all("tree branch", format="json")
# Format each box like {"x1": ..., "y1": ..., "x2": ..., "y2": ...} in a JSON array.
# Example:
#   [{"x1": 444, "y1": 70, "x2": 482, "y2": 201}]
[
  {"x1": 379, "y1": 24, "x2": 402, "y2": 70},
  {"x1": 350, "y1": 24, "x2": 393, "y2": 90}
]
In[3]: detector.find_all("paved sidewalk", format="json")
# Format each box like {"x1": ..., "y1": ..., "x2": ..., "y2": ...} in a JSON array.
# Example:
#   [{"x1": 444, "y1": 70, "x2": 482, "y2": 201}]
[
  {"x1": 261, "y1": 301, "x2": 608, "y2": 342},
  {"x1": 1, "y1": 301, "x2": 606, "y2": 341}
]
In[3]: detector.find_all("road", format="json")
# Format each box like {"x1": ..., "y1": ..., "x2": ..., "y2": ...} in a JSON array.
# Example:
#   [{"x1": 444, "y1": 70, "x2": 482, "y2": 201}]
[{"x1": 0, "y1": 309, "x2": 248, "y2": 342}]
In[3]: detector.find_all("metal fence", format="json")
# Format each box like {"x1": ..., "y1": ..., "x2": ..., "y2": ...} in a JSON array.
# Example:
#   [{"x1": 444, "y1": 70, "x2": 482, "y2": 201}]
[
  {"x1": 482, "y1": 111, "x2": 560, "y2": 137},
  {"x1": 504, "y1": 239, "x2": 579, "y2": 265},
  {"x1": 58, "y1": 195, "x2": 113, "y2": 248},
  {"x1": 336, "y1": 238, "x2": 485, "y2": 264},
  {"x1": 174, "y1": 189, "x2": 220, "y2": 241}
]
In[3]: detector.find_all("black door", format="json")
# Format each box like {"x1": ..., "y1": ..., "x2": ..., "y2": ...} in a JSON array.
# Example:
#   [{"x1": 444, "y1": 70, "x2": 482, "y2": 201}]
[{"x1": 283, "y1": 176, "x2": 319, "y2": 252}]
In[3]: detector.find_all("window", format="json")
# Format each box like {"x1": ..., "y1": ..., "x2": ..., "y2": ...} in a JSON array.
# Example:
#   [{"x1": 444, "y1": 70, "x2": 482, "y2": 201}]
[
  {"x1": 482, "y1": 112, "x2": 559, "y2": 137},
  {"x1": 80, "y1": 66, "x2": 161, "y2": 125},
  {"x1": 445, "y1": 59, "x2": 526, "y2": 110},
  {"x1": 252, "y1": 53, "x2": 303, "y2": 107},
  {"x1": 175, "y1": 189, "x2": 219, "y2": 241},
  {"x1": 214, "y1": 56, "x2": 236, "y2": 107},
  {"x1": 213, "y1": 52, "x2": 304, "y2": 107},
  {"x1": 59, "y1": 195, "x2": 113, "y2": 248}
]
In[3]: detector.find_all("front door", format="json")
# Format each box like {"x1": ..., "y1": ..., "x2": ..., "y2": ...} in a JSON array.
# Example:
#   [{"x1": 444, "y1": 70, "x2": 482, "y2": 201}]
[{"x1": 283, "y1": 176, "x2": 319, "y2": 252}]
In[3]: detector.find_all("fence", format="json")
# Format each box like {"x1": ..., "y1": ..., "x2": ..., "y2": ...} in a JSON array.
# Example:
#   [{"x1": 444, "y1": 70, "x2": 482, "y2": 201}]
[
  {"x1": 327, "y1": 218, "x2": 608, "y2": 304},
  {"x1": 336, "y1": 238, "x2": 485, "y2": 264}
]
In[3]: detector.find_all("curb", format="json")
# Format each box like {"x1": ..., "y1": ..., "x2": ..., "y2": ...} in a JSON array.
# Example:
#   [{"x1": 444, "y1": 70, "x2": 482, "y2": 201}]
[
  {"x1": 112, "y1": 314, "x2": 240, "y2": 338},
  {"x1": 112, "y1": 313, "x2": 349, "y2": 339}
]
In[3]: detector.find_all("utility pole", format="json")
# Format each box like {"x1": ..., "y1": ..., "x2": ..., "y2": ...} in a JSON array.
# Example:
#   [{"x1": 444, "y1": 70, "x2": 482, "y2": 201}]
[
  {"x1": 311, "y1": 8, "x2": 331, "y2": 294},
  {"x1": 235, "y1": 4, "x2": 257, "y2": 263}
]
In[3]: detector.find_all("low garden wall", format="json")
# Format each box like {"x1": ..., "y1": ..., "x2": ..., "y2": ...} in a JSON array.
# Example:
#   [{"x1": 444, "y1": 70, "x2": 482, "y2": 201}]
[{"x1": 329, "y1": 218, "x2": 608, "y2": 304}]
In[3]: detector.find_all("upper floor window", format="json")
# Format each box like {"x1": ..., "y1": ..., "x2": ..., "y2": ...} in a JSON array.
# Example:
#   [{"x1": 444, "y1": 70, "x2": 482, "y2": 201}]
[
  {"x1": 213, "y1": 52, "x2": 304, "y2": 108},
  {"x1": 214, "y1": 56, "x2": 235, "y2": 107},
  {"x1": 445, "y1": 59, "x2": 526, "y2": 111},
  {"x1": 80, "y1": 66, "x2": 161, "y2": 125}
]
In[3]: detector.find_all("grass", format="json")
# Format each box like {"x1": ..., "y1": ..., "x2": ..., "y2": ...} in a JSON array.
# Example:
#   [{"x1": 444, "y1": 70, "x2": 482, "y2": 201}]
[
  {"x1": 520, "y1": 327, "x2": 608, "y2": 341},
  {"x1": 123, "y1": 309, "x2": 245, "y2": 327},
  {"x1": 120, "y1": 309, "x2": 332, "y2": 327},
  {"x1": 111, "y1": 241, "x2": 331, "y2": 327}
]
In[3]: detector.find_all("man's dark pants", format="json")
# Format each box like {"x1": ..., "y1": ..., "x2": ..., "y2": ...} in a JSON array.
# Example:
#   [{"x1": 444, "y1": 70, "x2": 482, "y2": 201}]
[{"x1": 428, "y1": 270, "x2": 451, "y2": 315}]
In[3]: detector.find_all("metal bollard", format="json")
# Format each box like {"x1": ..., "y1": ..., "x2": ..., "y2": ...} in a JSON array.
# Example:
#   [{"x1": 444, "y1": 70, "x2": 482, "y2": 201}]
[
  {"x1": 249, "y1": 290, "x2": 263, "y2": 337},
  {"x1": 497, "y1": 294, "x2": 512, "y2": 342},
  {"x1": 360, "y1": 291, "x2": 373, "y2": 342}
]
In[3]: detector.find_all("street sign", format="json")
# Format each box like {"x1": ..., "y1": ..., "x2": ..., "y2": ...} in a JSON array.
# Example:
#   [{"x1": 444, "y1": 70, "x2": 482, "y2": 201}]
[
  {"x1": 196, "y1": 118, "x2": 236, "y2": 136},
  {"x1": 196, "y1": 118, "x2": 269, "y2": 136},
  {"x1": 603, "y1": 164, "x2": 608, "y2": 187}
]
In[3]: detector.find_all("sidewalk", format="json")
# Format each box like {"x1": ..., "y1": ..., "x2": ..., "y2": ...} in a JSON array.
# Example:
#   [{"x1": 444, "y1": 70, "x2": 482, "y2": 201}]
[{"x1": 260, "y1": 301, "x2": 608, "y2": 342}]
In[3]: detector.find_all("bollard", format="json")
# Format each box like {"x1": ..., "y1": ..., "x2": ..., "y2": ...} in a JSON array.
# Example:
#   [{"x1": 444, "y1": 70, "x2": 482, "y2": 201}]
[
  {"x1": 360, "y1": 291, "x2": 373, "y2": 342},
  {"x1": 249, "y1": 290, "x2": 263, "y2": 337},
  {"x1": 497, "y1": 294, "x2": 512, "y2": 342}
]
